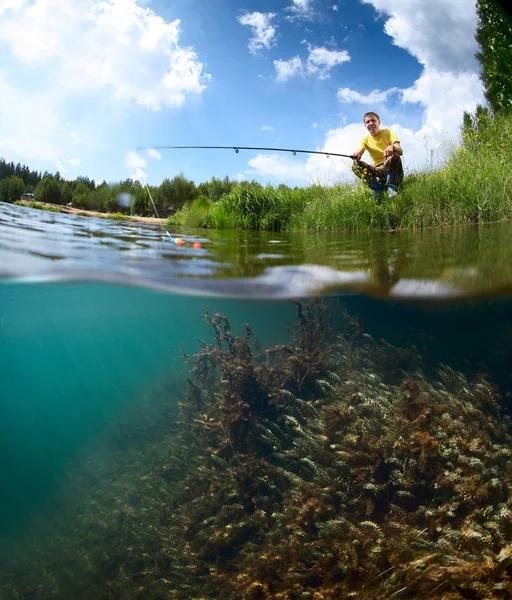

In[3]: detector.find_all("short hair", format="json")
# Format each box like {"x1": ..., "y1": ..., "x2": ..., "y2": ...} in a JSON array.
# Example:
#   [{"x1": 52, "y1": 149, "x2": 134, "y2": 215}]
[{"x1": 363, "y1": 112, "x2": 380, "y2": 122}]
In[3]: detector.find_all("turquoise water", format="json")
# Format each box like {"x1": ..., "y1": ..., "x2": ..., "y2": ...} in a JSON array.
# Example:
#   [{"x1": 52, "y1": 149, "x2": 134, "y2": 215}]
[
  {"x1": 2, "y1": 202, "x2": 512, "y2": 599},
  {"x1": 0, "y1": 281, "x2": 297, "y2": 534}
]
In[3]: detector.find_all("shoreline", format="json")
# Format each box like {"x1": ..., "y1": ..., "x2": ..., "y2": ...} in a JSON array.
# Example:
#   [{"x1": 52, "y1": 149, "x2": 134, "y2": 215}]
[{"x1": 17, "y1": 199, "x2": 165, "y2": 224}]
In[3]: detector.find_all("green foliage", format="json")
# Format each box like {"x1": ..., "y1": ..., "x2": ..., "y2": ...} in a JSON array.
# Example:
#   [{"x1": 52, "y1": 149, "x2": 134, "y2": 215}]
[
  {"x1": 0, "y1": 175, "x2": 25, "y2": 203},
  {"x1": 35, "y1": 177, "x2": 63, "y2": 205},
  {"x1": 197, "y1": 175, "x2": 236, "y2": 201},
  {"x1": 167, "y1": 194, "x2": 212, "y2": 228},
  {"x1": 0, "y1": 157, "x2": 41, "y2": 188},
  {"x1": 208, "y1": 184, "x2": 314, "y2": 230},
  {"x1": 60, "y1": 182, "x2": 72, "y2": 205},
  {"x1": 461, "y1": 104, "x2": 493, "y2": 152},
  {"x1": 25, "y1": 201, "x2": 62, "y2": 212},
  {"x1": 475, "y1": 0, "x2": 512, "y2": 114}
]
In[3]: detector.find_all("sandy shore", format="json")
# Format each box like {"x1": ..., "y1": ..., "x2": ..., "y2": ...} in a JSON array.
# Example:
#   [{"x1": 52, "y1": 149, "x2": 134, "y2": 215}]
[{"x1": 18, "y1": 200, "x2": 165, "y2": 224}]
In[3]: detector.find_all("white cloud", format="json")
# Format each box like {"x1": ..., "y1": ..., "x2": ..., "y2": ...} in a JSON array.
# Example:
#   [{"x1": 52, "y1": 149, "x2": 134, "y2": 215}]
[
  {"x1": 147, "y1": 148, "x2": 162, "y2": 160},
  {"x1": 274, "y1": 57, "x2": 303, "y2": 82},
  {"x1": 0, "y1": 71, "x2": 60, "y2": 163},
  {"x1": 246, "y1": 154, "x2": 311, "y2": 182},
  {"x1": 261, "y1": 125, "x2": 275, "y2": 131},
  {"x1": 337, "y1": 86, "x2": 400, "y2": 104},
  {"x1": 125, "y1": 151, "x2": 147, "y2": 169},
  {"x1": 0, "y1": 0, "x2": 210, "y2": 170},
  {"x1": 306, "y1": 46, "x2": 350, "y2": 78},
  {"x1": 401, "y1": 69, "x2": 485, "y2": 140},
  {"x1": 360, "y1": 0, "x2": 479, "y2": 72},
  {"x1": 237, "y1": 12, "x2": 277, "y2": 54},
  {"x1": 64, "y1": 124, "x2": 83, "y2": 145},
  {"x1": 65, "y1": 158, "x2": 82, "y2": 167},
  {"x1": 331, "y1": 4, "x2": 339, "y2": 10},
  {"x1": 56, "y1": 157, "x2": 68, "y2": 175},
  {"x1": 286, "y1": 0, "x2": 314, "y2": 20},
  {"x1": 236, "y1": 173, "x2": 245, "y2": 182},
  {"x1": 275, "y1": 45, "x2": 350, "y2": 81},
  {"x1": 0, "y1": 0, "x2": 210, "y2": 109},
  {"x1": 130, "y1": 167, "x2": 149, "y2": 185},
  {"x1": 0, "y1": 0, "x2": 27, "y2": 15}
]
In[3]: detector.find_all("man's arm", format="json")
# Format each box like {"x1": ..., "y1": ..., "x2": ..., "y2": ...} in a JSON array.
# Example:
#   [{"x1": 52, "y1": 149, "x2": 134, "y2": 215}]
[
  {"x1": 352, "y1": 147, "x2": 365, "y2": 161},
  {"x1": 384, "y1": 141, "x2": 402, "y2": 158}
]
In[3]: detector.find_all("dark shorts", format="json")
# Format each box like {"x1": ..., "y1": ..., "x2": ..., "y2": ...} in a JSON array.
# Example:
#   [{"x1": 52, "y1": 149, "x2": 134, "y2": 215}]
[{"x1": 352, "y1": 155, "x2": 404, "y2": 189}]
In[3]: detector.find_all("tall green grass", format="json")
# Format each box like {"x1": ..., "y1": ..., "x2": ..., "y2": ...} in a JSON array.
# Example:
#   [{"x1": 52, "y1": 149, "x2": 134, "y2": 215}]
[{"x1": 168, "y1": 114, "x2": 512, "y2": 232}]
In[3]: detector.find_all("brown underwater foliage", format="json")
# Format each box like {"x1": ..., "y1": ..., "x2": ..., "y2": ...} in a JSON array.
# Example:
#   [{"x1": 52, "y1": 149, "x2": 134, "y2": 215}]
[
  {"x1": 2, "y1": 300, "x2": 512, "y2": 600},
  {"x1": 158, "y1": 300, "x2": 512, "y2": 599}
]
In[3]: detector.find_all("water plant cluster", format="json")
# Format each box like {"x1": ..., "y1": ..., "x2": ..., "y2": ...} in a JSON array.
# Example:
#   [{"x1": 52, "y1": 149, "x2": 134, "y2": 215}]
[{"x1": 2, "y1": 300, "x2": 512, "y2": 599}]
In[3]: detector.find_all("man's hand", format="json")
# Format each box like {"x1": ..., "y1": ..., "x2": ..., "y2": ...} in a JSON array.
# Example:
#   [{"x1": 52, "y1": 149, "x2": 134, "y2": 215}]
[
  {"x1": 352, "y1": 148, "x2": 364, "y2": 161},
  {"x1": 383, "y1": 145, "x2": 395, "y2": 158}
]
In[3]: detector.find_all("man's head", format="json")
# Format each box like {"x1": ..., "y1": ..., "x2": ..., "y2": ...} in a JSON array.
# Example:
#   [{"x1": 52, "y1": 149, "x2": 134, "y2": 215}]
[{"x1": 363, "y1": 112, "x2": 381, "y2": 137}]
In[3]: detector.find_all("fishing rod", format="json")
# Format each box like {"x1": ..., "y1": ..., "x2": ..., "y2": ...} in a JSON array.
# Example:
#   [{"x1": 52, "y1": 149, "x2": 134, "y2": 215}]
[{"x1": 136, "y1": 145, "x2": 355, "y2": 160}]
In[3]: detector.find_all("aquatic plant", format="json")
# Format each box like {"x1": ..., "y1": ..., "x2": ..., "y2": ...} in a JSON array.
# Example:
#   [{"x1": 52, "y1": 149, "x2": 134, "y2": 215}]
[
  {"x1": 166, "y1": 302, "x2": 512, "y2": 599},
  {"x1": 3, "y1": 300, "x2": 512, "y2": 599}
]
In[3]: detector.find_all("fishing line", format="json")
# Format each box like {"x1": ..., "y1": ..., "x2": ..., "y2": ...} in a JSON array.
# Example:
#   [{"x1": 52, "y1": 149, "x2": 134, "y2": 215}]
[
  {"x1": 136, "y1": 180, "x2": 199, "y2": 247},
  {"x1": 143, "y1": 181, "x2": 172, "y2": 240}
]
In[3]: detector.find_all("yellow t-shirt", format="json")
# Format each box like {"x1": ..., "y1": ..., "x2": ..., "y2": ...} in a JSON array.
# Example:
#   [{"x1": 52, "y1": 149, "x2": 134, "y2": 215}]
[{"x1": 359, "y1": 128, "x2": 400, "y2": 166}]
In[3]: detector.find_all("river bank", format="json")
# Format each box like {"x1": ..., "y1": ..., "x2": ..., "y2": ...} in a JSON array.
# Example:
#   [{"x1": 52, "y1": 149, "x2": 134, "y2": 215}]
[{"x1": 16, "y1": 199, "x2": 165, "y2": 224}]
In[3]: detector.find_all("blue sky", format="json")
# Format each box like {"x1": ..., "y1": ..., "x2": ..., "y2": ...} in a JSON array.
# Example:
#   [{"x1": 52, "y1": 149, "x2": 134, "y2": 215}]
[{"x1": 0, "y1": 0, "x2": 485, "y2": 187}]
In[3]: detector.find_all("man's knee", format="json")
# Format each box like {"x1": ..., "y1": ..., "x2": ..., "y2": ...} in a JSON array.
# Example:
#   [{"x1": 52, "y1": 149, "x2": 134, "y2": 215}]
[
  {"x1": 383, "y1": 154, "x2": 402, "y2": 172},
  {"x1": 352, "y1": 160, "x2": 364, "y2": 179}
]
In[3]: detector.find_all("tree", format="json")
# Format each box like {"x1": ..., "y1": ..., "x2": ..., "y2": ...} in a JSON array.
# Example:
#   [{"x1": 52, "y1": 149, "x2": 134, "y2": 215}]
[
  {"x1": 475, "y1": 0, "x2": 512, "y2": 114},
  {"x1": 461, "y1": 104, "x2": 492, "y2": 150},
  {"x1": 129, "y1": 181, "x2": 148, "y2": 216},
  {"x1": 0, "y1": 175, "x2": 25, "y2": 203},
  {"x1": 36, "y1": 177, "x2": 62, "y2": 205}
]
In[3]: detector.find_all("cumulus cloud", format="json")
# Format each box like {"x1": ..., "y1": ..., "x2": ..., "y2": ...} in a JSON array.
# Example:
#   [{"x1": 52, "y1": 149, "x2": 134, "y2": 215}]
[
  {"x1": 402, "y1": 70, "x2": 485, "y2": 139},
  {"x1": 125, "y1": 151, "x2": 147, "y2": 169},
  {"x1": 337, "y1": 87, "x2": 400, "y2": 104},
  {"x1": 147, "y1": 149, "x2": 162, "y2": 160},
  {"x1": 0, "y1": 0, "x2": 210, "y2": 169},
  {"x1": 307, "y1": 46, "x2": 350, "y2": 78},
  {"x1": 237, "y1": 11, "x2": 277, "y2": 54},
  {"x1": 286, "y1": 0, "x2": 314, "y2": 20},
  {"x1": 275, "y1": 45, "x2": 350, "y2": 81},
  {"x1": 274, "y1": 57, "x2": 303, "y2": 82},
  {"x1": 130, "y1": 167, "x2": 149, "y2": 185},
  {"x1": 0, "y1": 0, "x2": 210, "y2": 109},
  {"x1": 360, "y1": 0, "x2": 479, "y2": 72},
  {"x1": 56, "y1": 157, "x2": 68, "y2": 175},
  {"x1": 246, "y1": 154, "x2": 312, "y2": 182}
]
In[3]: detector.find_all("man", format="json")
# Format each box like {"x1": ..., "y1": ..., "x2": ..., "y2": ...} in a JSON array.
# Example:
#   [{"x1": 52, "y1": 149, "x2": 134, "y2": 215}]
[{"x1": 352, "y1": 112, "x2": 403, "y2": 199}]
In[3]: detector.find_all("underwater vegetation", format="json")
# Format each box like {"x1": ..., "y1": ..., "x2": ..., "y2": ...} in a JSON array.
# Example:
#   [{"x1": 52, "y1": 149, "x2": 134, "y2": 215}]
[{"x1": 2, "y1": 300, "x2": 512, "y2": 599}]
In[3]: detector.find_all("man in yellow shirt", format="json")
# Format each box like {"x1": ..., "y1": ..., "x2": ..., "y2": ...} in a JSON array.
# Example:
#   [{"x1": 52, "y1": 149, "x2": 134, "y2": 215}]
[{"x1": 352, "y1": 112, "x2": 403, "y2": 199}]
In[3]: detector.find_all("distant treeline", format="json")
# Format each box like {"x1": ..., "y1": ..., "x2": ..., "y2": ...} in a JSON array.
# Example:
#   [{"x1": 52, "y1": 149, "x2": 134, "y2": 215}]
[{"x1": 0, "y1": 156, "x2": 300, "y2": 217}]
